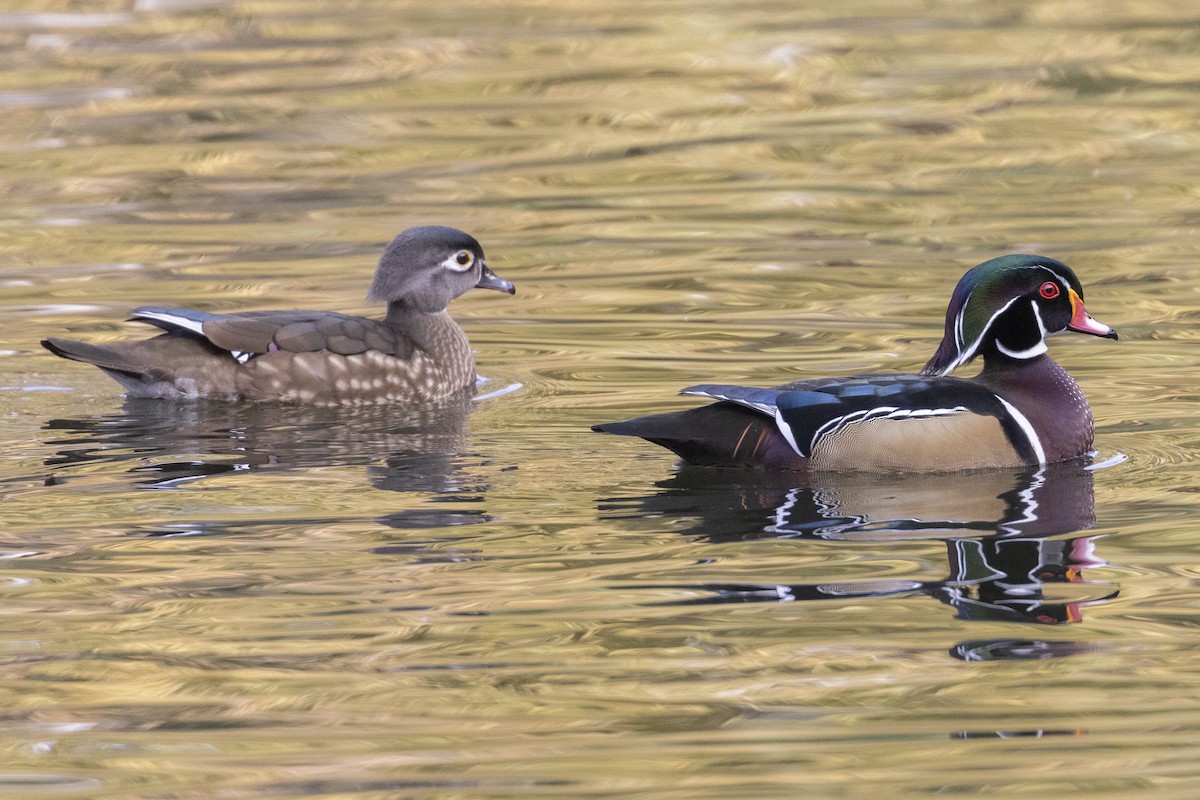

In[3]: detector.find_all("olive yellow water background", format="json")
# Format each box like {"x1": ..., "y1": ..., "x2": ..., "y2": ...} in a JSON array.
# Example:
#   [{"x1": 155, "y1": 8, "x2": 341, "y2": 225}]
[{"x1": 1, "y1": 1, "x2": 1198, "y2": 797}]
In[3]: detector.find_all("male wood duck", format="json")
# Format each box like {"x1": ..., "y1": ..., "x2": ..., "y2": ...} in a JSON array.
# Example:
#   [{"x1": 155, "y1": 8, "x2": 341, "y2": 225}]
[
  {"x1": 42, "y1": 226, "x2": 515, "y2": 405},
  {"x1": 593, "y1": 255, "x2": 1117, "y2": 471}
]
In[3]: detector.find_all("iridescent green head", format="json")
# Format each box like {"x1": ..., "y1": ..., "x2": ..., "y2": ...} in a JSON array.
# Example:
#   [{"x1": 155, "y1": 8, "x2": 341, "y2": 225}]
[{"x1": 921, "y1": 254, "x2": 1116, "y2": 376}]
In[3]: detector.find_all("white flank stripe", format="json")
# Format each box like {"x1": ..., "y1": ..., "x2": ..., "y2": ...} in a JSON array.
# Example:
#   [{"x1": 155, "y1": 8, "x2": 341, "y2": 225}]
[
  {"x1": 774, "y1": 408, "x2": 804, "y2": 456},
  {"x1": 813, "y1": 407, "x2": 888, "y2": 450},
  {"x1": 995, "y1": 396, "x2": 1046, "y2": 464},
  {"x1": 888, "y1": 406, "x2": 966, "y2": 419},
  {"x1": 811, "y1": 405, "x2": 966, "y2": 454}
]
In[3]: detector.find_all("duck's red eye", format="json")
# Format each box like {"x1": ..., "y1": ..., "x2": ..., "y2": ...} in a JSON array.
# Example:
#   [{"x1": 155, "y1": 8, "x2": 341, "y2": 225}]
[{"x1": 1039, "y1": 281, "x2": 1061, "y2": 300}]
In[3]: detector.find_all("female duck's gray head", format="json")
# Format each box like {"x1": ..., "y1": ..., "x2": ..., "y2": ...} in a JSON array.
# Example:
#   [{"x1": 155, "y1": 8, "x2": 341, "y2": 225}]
[
  {"x1": 368, "y1": 225, "x2": 515, "y2": 314},
  {"x1": 922, "y1": 254, "x2": 1116, "y2": 377}
]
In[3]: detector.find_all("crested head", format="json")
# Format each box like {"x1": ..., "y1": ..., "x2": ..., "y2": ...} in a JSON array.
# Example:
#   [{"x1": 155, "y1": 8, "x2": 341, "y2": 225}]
[
  {"x1": 921, "y1": 254, "x2": 1116, "y2": 376},
  {"x1": 368, "y1": 225, "x2": 514, "y2": 314}
]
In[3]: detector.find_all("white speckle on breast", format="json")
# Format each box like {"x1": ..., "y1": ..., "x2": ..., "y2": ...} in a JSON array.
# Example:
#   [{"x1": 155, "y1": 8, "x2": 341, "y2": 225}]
[{"x1": 237, "y1": 315, "x2": 477, "y2": 405}]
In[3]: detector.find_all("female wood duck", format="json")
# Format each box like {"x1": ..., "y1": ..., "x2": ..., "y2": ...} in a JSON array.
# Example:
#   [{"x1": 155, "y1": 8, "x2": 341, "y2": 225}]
[
  {"x1": 42, "y1": 226, "x2": 515, "y2": 405},
  {"x1": 594, "y1": 255, "x2": 1117, "y2": 471}
]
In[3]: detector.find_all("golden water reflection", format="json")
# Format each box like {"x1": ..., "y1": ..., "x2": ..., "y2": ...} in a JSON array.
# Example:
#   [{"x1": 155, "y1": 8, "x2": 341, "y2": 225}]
[
  {"x1": 0, "y1": 0, "x2": 1198, "y2": 797},
  {"x1": 602, "y1": 462, "x2": 1117, "y2": 629},
  {"x1": 39, "y1": 395, "x2": 495, "y2": 538}
]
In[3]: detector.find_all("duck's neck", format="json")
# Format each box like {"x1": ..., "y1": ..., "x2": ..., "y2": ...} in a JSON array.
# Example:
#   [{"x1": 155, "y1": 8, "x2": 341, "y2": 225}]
[
  {"x1": 384, "y1": 302, "x2": 475, "y2": 380},
  {"x1": 920, "y1": 334, "x2": 960, "y2": 376},
  {"x1": 975, "y1": 353, "x2": 1095, "y2": 463}
]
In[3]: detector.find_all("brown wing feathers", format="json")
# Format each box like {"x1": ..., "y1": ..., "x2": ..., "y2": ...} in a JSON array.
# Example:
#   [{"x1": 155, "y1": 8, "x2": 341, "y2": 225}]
[{"x1": 202, "y1": 311, "x2": 413, "y2": 358}]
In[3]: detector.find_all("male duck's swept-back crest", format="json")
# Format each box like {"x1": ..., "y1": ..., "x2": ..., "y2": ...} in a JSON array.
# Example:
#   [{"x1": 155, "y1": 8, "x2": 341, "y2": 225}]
[
  {"x1": 594, "y1": 254, "x2": 1117, "y2": 473},
  {"x1": 42, "y1": 226, "x2": 516, "y2": 405},
  {"x1": 923, "y1": 254, "x2": 1114, "y2": 377}
]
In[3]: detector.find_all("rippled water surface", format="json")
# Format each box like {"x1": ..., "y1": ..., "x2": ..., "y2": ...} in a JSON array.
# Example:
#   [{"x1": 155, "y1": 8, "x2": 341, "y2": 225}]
[{"x1": 2, "y1": 1, "x2": 1199, "y2": 797}]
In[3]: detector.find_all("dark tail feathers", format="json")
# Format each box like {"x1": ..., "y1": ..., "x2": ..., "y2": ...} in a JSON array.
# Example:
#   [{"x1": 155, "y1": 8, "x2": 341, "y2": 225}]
[{"x1": 41, "y1": 337, "x2": 141, "y2": 375}]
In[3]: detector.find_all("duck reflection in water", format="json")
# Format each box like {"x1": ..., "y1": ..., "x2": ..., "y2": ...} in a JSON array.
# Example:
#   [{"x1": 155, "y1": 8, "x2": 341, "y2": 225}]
[
  {"x1": 42, "y1": 393, "x2": 493, "y2": 531},
  {"x1": 600, "y1": 461, "x2": 1117, "y2": 635}
]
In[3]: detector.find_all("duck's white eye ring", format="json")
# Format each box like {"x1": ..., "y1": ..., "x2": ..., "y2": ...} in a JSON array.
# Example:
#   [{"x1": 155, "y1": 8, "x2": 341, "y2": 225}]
[{"x1": 443, "y1": 250, "x2": 475, "y2": 272}]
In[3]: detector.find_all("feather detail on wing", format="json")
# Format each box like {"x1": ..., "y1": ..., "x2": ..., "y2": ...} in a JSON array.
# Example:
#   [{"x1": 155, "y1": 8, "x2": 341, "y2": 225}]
[
  {"x1": 680, "y1": 384, "x2": 841, "y2": 417},
  {"x1": 134, "y1": 308, "x2": 414, "y2": 360}
]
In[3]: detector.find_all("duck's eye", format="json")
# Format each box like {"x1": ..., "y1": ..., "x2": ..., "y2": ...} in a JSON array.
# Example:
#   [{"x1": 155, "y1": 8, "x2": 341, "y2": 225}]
[
  {"x1": 1039, "y1": 281, "x2": 1061, "y2": 300},
  {"x1": 444, "y1": 250, "x2": 475, "y2": 272}
]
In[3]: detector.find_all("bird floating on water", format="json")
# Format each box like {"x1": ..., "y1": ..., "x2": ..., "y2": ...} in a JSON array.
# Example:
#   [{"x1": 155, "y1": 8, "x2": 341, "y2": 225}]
[
  {"x1": 42, "y1": 226, "x2": 515, "y2": 405},
  {"x1": 593, "y1": 255, "x2": 1117, "y2": 472}
]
